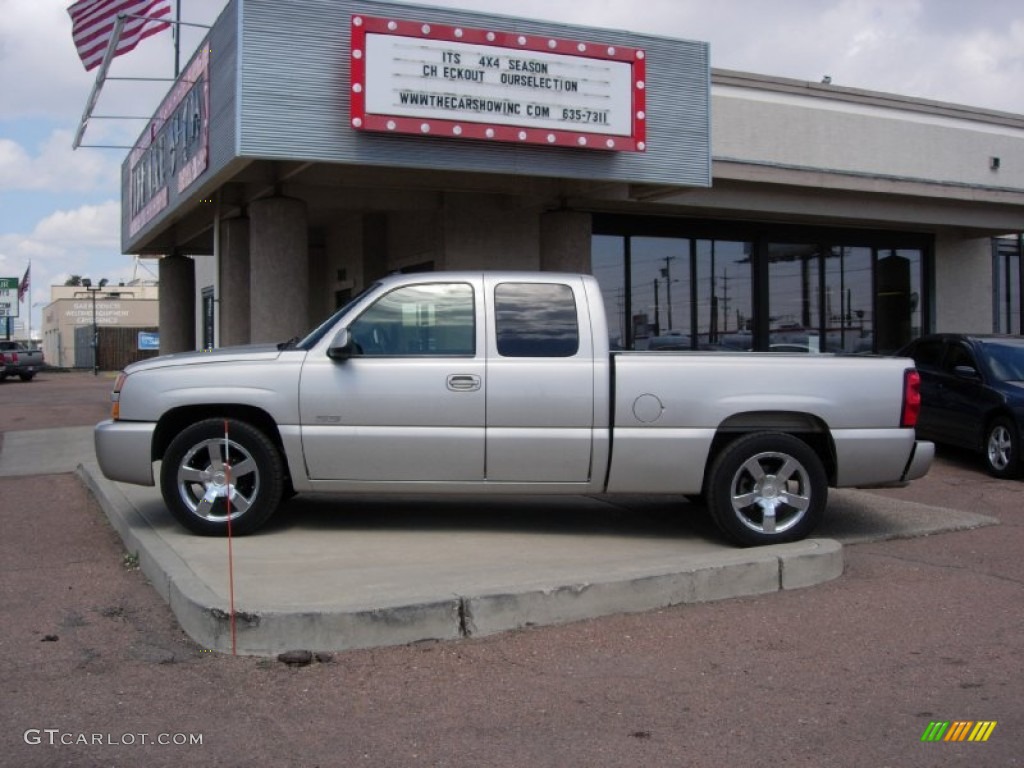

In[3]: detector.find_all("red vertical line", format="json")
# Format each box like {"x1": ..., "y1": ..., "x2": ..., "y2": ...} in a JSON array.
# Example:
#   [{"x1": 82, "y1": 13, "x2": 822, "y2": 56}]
[{"x1": 224, "y1": 419, "x2": 237, "y2": 656}]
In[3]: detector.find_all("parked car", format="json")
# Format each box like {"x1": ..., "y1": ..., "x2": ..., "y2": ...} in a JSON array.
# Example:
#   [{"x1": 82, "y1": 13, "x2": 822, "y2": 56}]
[
  {"x1": 0, "y1": 341, "x2": 44, "y2": 382},
  {"x1": 898, "y1": 333, "x2": 1024, "y2": 478}
]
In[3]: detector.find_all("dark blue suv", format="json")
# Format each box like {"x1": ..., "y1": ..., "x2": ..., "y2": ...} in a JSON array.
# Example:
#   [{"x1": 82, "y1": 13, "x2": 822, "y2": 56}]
[{"x1": 899, "y1": 334, "x2": 1024, "y2": 479}]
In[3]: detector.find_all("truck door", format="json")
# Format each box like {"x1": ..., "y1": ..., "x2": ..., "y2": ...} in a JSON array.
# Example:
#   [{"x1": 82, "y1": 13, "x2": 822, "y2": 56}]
[
  {"x1": 483, "y1": 277, "x2": 595, "y2": 482},
  {"x1": 299, "y1": 280, "x2": 485, "y2": 482}
]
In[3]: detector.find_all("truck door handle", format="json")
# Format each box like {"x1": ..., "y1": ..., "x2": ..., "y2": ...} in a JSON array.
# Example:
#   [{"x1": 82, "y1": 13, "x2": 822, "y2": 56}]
[{"x1": 447, "y1": 374, "x2": 481, "y2": 392}]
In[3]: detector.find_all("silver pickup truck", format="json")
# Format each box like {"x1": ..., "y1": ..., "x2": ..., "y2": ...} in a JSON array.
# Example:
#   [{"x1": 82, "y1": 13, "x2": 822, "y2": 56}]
[
  {"x1": 0, "y1": 341, "x2": 44, "y2": 381},
  {"x1": 95, "y1": 271, "x2": 932, "y2": 546}
]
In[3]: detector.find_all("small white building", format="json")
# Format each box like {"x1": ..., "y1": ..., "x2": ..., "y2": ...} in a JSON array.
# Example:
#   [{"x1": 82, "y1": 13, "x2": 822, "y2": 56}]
[{"x1": 41, "y1": 282, "x2": 159, "y2": 368}]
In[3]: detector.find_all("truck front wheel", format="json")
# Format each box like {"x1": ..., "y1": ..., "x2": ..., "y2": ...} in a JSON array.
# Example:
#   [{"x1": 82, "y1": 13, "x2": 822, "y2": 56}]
[
  {"x1": 706, "y1": 432, "x2": 827, "y2": 547},
  {"x1": 160, "y1": 418, "x2": 284, "y2": 536}
]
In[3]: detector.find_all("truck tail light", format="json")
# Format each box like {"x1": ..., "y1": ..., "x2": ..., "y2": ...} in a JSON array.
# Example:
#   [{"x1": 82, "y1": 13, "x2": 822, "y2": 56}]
[
  {"x1": 901, "y1": 368, "x2": 921, "y2": 428},
  {"x1": 111, "y1": 372, "x2": 127, "y2": 420}
]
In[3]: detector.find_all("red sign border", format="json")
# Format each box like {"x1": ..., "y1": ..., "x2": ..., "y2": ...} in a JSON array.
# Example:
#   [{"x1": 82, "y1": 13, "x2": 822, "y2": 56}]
[{"x1": 350, "y1": 14, "x2": 647, "y2": 152}]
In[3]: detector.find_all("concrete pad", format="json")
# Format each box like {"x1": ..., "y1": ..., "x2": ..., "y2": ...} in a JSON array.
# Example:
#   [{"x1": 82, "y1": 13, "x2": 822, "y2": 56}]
[
  {"x1": 76, "y1": 459, "x2": 858, "y2": 656},
  {"x1": 0, "y1": 420, "x2": 986, "y2": 657}
]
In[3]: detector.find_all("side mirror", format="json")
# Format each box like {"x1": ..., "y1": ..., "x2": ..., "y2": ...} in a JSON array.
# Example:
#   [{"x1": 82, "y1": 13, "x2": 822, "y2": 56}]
[
  {"x1": 953, "y1": 364, "x2": 979, "y2": 380},
  {"x1": 327, "y1": 328, "x2": 355, "y2": 361}
]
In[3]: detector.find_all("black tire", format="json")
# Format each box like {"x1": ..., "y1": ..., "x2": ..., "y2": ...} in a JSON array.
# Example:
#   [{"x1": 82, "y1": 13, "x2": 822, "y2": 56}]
[
  {"x1": 983, "y1": 416, "x2": 1021, "y2": 479},
  {"x1": 19, "y1": 372, "x2": 35, "y2": 382},
  {"x1": 160, "y1": 418, "x2": 284, "y2": 536},
  {"x1": 706, "y1": 432, "x2": 827, "y2": 547}
]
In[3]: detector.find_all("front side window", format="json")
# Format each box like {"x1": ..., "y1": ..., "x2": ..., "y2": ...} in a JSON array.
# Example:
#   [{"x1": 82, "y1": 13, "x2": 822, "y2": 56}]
[
  {"x1": 348, "y1": 283, "x2": 475, "y2": 356},
  {"x1": 494, "y1": 283, "x2": 579, "y2": 357}
]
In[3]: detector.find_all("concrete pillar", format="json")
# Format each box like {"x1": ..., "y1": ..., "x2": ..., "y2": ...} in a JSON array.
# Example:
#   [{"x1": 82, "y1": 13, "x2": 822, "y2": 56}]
[
  {"x1": 159, "y1": 254, "x2": 196, "y2": 354},
  {"x1": 363, "y1": 213, "x2": 390, "y2": 282},
  {"x1": 249, "y1": 197, "x2": 309, "y2": 343},
  {"x1": 219, "y1": 216, "x2": 251, "y2": 346},
  {"x1": 443, "y1": 192, "x2": 539, "y2": 270},
  {"x1": 934, "y1": 233, "x2": 993, "y2": 333},
  {"x1": 540, "y1": 210, "x2": 592, "y2": 272}
]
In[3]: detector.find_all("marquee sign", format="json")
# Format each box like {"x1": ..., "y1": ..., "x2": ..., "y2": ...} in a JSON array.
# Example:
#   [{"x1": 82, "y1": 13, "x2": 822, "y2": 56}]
[
  {"x1": 128, "y1": 45, "x2": 211, "y2": 237},
  {"x1": 350, "y1": 15, "x2": 646, "y2": 152}
]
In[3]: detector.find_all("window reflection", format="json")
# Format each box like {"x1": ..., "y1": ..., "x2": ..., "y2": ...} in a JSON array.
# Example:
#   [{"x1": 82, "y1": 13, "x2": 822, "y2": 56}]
[
  {"x1": 699, "y1": 240, "x2": 753, "y2": 350},
  {"x1": 590, "y1": 230, "x2": 924, "y2": 353},
  {"x1": 768, "y1": 243, "x2": 821, "y2": 352},
  {"x1": 823, "y1": 247, "x2": 873, "y2": 353}
]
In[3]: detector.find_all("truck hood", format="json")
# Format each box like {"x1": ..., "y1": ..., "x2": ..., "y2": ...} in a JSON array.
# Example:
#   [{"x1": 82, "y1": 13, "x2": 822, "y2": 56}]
[{"x1": 124, "y1": 344, "x2": 287, "y2": 373}]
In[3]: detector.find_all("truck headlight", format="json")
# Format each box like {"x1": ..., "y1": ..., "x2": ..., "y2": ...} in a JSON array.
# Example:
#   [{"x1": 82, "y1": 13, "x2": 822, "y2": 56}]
[{"x1": 111, "y1": 372, "x2": 127, "y2": 420}]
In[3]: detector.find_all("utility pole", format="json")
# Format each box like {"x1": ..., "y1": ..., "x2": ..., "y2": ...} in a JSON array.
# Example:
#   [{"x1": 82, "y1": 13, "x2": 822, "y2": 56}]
[{"x1": 661, "y1": 257, "x2": 675, "y2": 331}]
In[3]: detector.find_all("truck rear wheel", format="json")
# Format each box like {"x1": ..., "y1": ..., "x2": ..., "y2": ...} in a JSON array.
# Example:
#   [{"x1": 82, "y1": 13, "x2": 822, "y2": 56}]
[
  {"x1": 706, "y1": 432, "x2": 827, "y2": 547},
  {"x1": 160, "y1": 418, "x2": 284, "y2": 536}
]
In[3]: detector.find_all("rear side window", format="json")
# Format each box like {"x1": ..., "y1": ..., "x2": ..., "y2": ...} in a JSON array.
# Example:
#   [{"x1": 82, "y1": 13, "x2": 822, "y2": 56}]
[
  {"x1": 909, "y1": 339, "x2": 944, "y2": 371},
  {"x1": 494, "y1": 283, "x2": 579, "y2": 358}
]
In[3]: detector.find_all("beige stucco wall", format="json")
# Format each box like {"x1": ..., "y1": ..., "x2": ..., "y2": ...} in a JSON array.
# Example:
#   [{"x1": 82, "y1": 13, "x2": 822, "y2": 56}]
[{"x1": 41, "y1": 289, "x2": 159, "y2": 368}]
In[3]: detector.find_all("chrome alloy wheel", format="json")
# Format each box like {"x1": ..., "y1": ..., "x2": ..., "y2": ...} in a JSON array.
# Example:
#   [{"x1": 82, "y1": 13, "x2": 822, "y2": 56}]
[
  {"x1": 728, "y1": 451, "x2": 812, "y2": 535},
  {"x1": 176, "y1": 437, "x2": 260, "y2": 522},
  {"x1": 987, "y1": 424, "x2": 1013, "y2": 472}
]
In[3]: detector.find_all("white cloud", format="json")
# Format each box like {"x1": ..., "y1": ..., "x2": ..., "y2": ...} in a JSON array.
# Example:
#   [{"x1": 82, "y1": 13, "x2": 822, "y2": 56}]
[
  {"x1": 0, "y1": 201, "x2": 134, "y2": 312},
  {"x1": 32, "y1": 201, "x2": 122, "y2": 250},
  {"x1": 0, "y1": 129, "x2": 121, "y2": 192}
]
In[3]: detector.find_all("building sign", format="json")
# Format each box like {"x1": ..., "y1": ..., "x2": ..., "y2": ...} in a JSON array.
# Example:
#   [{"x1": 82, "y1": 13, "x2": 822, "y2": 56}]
[
  {"x1": 0, "y1": 277, "x2": 18, "y2": 317},
  {"x1": 350, "y1": 15, "x2": 646, "y2": 152},
  {"x1": 65, "y1": 301, "x2": 131, "y2": 325},
  {"x1": 138, "y1": 331, "x2": 160, "y2": 350},
  {"x1": 129, "y1": 45, "x2": 211, "y2": 237}
]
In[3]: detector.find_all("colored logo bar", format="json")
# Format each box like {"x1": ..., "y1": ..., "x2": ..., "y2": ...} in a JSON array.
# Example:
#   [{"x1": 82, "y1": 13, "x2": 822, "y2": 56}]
[{"x1": 921, "y1": 721, "x2": 997, "y2": 742}]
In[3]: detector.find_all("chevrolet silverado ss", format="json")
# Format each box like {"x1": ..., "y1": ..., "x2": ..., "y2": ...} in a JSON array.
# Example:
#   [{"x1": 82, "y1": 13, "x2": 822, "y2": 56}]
[{"x1": 94, "y1": 272, "x2": 932, "y2": 546}]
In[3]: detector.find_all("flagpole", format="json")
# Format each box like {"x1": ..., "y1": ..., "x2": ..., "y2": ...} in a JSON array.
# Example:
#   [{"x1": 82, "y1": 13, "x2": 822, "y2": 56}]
[
  {"x1": 174, "y1": 0, "x2": 182, "y2": 77},
  {"x1": 26, "y1": 260, "x2": 31, "y2": 344}
]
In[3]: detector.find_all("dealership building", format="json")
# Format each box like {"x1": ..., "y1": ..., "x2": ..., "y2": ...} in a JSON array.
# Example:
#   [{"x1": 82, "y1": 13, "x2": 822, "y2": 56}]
[{"x1": 118, "y1": 0, "x2": 1024, "y2": 355}]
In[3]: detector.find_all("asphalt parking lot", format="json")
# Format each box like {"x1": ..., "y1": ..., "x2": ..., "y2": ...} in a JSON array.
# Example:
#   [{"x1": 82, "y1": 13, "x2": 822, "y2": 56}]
[{"x1": 1, "y1": 371, "x2": 1022, "y2": 767}]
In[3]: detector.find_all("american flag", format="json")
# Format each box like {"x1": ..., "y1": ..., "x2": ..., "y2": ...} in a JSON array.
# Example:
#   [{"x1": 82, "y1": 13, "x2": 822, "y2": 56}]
[
  {"x1": 68, "y1": 0, "x2": 172, "y2": 72},
  {"x1": 18, "y1": 264, "x2": 30, "y2": 303}
]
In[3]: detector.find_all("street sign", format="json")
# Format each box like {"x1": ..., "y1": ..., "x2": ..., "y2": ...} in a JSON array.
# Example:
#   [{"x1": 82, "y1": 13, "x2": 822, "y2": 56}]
[{"x1": 0, "y1": 277, "x2": 19, "y2": 318}]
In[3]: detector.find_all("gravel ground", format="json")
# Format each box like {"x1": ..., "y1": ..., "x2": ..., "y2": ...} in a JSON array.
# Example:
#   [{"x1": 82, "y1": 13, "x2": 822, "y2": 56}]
[{"x1": 1, "y1": 371, "x2": 1021, "y2": 767}]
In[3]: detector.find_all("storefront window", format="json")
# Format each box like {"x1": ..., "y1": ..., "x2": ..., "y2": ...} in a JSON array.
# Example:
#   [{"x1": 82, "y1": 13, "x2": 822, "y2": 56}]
[
  {"x1": 696, "y1": 240, "x2": 753, "y2": 350},
  {"x1": 591, "y1": 221, "x2": 929, "y2": 353},
  {"x1": 768, "y1": 243, "x2": 822, "y2": 352},
  {"x1": 823, "y1": 247, "x2": 873, "y2": 353},
  {"x1": 631, "y1": 237, "x2": 690, "y2": 348}
]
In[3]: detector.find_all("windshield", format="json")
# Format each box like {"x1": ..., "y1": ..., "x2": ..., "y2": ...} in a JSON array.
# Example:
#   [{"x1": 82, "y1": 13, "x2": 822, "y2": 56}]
[
  {"x1": 295, "y1": 283, "x2": 378, "y2": 351},
  {"x1": 980, "y1": 341, "x2": 1024, "y2": 382}
]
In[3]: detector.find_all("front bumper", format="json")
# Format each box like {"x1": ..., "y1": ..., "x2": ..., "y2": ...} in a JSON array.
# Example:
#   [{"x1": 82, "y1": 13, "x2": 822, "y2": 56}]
[{"x1": 94, "y1": 419, "x2": 157, "y2": 486}]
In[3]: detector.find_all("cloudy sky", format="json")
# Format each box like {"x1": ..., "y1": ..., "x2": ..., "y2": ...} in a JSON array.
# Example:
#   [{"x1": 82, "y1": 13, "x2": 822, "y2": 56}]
[{"x1": 1, "y1": 0, "x2": 1022, "y2": 335}]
